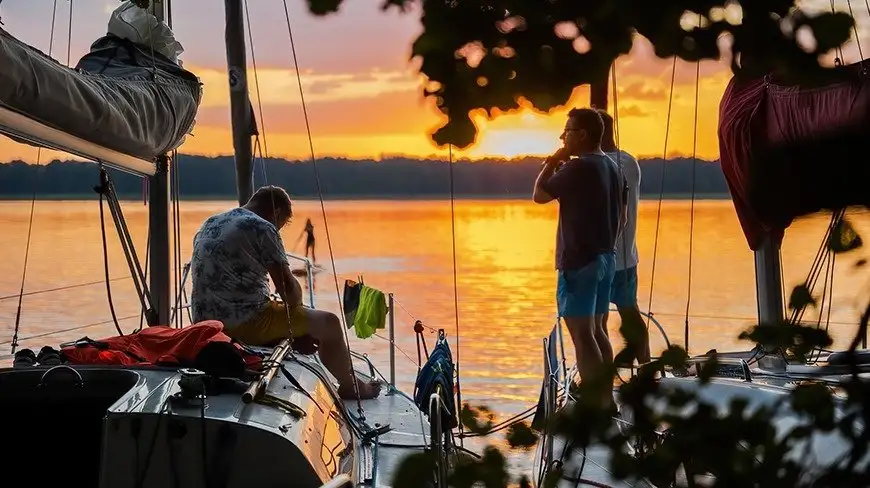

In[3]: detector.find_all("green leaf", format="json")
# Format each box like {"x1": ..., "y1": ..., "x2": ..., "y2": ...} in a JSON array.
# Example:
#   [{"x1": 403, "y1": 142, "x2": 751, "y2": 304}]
[
  {"x1": 788, "y1": 284, "x2": 816, "y2": 312},
  {"x1": 791, "y1": 382, "x2": 836, "y2": 430},
  {"x1": 390, "y1": 452, "x2": 434, "y2": 488},
  {"x1": 460, "y1": 404, "x2": 496, "y2": 435},
  {"x1": 505, "y1": 421, "x2": 538, "y2": 450},
  {"x1": 802, "y1": 12, "x2": 854, "y2": 53},
  {"x1": 659, "y1": 345, "x2": 689, "y2": 369},
  {"x1": 828, "y1": 218, "x2": 863, "y2": 254},
  {"x1": 305, "y1": 0, "x2": 343, "y2": 15},
  {"x1": 518, "y1": 475, "x2": 532, "y2": 488},
  {"x1": 697, "y1": 354, "x2": 719, "y2": 384},
  {"x1": 741, "y1": 323, "x2": 833, "y2": 360},
  {"x1": 614, "y1": 348, "x2": 638, "y2": 368}
]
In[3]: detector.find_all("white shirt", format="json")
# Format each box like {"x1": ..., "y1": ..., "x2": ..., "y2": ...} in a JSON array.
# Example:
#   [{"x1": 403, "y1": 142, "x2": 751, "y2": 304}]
[
  {"x1": 190, "y1": 208, "x2": 289, "y2": 328},
  {"x1": 606, "y1": 150, "x2": 641, "y2": 271}
]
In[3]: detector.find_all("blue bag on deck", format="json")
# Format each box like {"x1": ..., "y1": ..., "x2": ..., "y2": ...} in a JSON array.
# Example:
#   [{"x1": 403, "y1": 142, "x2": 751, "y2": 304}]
[{"x1": 413, "y1": 332, "x2": 459, "y2": 429}]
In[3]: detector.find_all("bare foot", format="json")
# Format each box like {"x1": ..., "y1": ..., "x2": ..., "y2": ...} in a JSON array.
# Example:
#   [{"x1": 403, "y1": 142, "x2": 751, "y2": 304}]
[{"x1": 338, "y1": 379, "x2": 383, "y2": 400}]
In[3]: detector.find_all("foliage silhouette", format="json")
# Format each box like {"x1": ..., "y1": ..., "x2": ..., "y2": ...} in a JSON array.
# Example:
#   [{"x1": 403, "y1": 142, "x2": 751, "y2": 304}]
[
  {"x1": 316, "y1": 0, "x2": 870, "y2": 486},
  {"x1": 304, "y1": 0, "x2": 853, "y2": 149}
]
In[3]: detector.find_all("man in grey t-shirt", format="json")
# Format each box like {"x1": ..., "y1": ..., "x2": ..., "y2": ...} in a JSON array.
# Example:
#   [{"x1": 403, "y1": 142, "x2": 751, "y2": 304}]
[
  {"x1": 598, "y1": 110, "x2": 650, "y2": 365},
  {"x1": 191, "y1": 186, "x2": 380, "y2": 399},
  {"x1": 533, "y1": 108, "x2": 626, "y2": 388}
]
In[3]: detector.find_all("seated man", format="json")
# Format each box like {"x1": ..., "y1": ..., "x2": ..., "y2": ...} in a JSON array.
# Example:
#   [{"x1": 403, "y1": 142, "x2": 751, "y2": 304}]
[{"x1": 190, "y1": 185, "x2": 380, "y2": 399}]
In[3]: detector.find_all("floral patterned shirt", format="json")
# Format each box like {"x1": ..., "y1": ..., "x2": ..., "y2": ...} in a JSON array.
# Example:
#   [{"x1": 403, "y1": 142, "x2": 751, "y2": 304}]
[{"x1": 190, "y1": 208, "x2": 288, "y2": 328}]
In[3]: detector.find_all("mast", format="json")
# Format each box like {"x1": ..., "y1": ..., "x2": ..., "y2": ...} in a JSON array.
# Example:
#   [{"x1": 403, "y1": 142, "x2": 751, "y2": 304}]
[
  {"x1": 590, "y1": 71, "x2": 608, "y2": 111},
  {"x1": 223, "y1": 0, "x2": 255, "y2": 206},
  {"x1": 755, "y1": 236, "x2": 784, "y2": 325},
  {"x1": 148, "y1": 0, "x2": 172, "y2": 326}
]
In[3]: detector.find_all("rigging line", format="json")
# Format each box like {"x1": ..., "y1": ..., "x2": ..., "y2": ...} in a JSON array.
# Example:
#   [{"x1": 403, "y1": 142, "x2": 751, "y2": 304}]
[
  {"x1": 809, "y1": 253, "x2": 837, "y2": 363},
  {"x1": 139, "y1": 224, "x2": 151, "y2": 332},
  {"x1": 97, "y1": 171, "x2": 127, "y2": 337},
  {"x1": 611, "y1": 57, "x2": 629, "y2": 302},
  {"x1": 0, "y1": 276, "x2": 131, "y2": 302},
  {"x1": 10, "y1": 0, "x2": 60, "y2": 354},
  {"x1": 66, "y1": 0, "x2": 72, "y2": 65},
  {"x1": 791, "y1": 211, "x2": 843, "y2": 324},
  {"x1": 392, "y1": 297, "x2": 437, "y2": 332},
  {"x1": 254, "y1": 136, "x2": 268, "y2": 185},
  {"x1": 865, "y1": 0, "x2": 870, "y2": 45},
  {"x1": 244, "y1": 0, "x2": 269, "y2": 159},
  {"x1": 846, "y1": 0, "x2": 865, "y2": 63},
  {"x1": 280, "y1": 0, "x2": 363, "y2": 411},
  {"x1": 244, "y1": 0, "x2": 270, "y2": 190},
  {"x1": 831, "y1": 0, "x2": 844, "y2": 65},
  {"x1": 447, "y1": 143, "x2": 464, "y2": 446},
  {"x1": 779, "y1": 247, "x2": 787, "y2": 318},
  {"x1": 373, "y1": 332, "x2": 420, "y2": 367},
  {"x1": 176, "y1": 153, "x2": 183, "y2": 328},
  {"x1": 171, "y1": 150, "x2": 183, "y2": 328},
  {"x1": 170, "y1": 154, "x2": 178, "y2": 328},
  {"x1": 244, "y1": 5, "x2": 296, "y2": 357},
  {"x1": 684, "y1": 41, "x2": 702, "y2": 354},
  {"x1": 644, "y1": 55, "x2": 678, "y2": 328},
  {"x1": 0, "y1": 314, "x2": 140, "y2": 347}
]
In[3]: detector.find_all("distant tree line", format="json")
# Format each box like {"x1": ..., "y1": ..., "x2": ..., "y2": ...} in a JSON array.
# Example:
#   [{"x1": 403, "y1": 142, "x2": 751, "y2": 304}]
[{"x1": 0, "y1": 154, "x2": 731, "y2": 199}]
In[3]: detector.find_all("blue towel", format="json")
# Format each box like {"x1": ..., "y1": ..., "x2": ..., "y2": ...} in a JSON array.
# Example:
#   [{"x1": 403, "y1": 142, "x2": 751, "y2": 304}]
[{"x1": 413, "y1": 335, "x2": 459, "y2": 429}]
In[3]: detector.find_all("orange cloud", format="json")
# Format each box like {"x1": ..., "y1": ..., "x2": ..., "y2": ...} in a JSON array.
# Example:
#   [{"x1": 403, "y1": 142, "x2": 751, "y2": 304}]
[
  {"x1": 619, "y1": 105, "x2": 650, "y2": 117},
  {"x1": 195, "y1": 88, "x2": 438, "y2": 137},
  {"x1": 0, "y1": 37, "x2": 737, "y2": 163},
  {"x1": 194, "y1": 65, "x2": 420, "y2": 109}
]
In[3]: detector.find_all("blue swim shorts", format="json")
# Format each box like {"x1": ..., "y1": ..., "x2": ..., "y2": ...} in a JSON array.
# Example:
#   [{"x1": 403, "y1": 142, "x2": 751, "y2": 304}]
[
  {"x1": 556, "y1": 252, "x2": 616, "y2": 318},
  {"x1": 610, "y1": 265, "x2": 639, "y2": 308}
]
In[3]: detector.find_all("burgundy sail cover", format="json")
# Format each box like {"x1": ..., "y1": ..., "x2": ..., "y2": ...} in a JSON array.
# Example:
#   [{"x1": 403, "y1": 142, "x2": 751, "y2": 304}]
[{"x1": 718, "y1": 64, "x2": 870, "y2": 250}]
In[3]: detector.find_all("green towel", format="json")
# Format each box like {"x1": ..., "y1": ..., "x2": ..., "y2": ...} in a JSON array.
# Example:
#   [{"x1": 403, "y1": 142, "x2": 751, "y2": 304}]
[{"x1": 351, "y1": 285, "x2": 387, "y2": 339}]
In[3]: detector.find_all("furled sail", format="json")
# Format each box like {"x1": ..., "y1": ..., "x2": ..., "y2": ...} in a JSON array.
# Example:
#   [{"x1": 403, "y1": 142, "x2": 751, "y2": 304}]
[
  {"x1": 0, "y1": 4, "x2": 201, "y2": 172},
  {"x1": 719, "y1": 63, "x2": 870, "y2": 250}
]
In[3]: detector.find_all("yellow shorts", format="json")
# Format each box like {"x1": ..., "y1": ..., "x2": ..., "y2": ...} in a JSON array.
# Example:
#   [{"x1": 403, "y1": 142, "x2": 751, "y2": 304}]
[{"x1": 225, "y1": 300, "x2": 310, "y2": 347}]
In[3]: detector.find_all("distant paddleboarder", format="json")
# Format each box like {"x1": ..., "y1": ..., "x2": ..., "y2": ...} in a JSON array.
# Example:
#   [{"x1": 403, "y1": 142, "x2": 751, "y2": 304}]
[{"x1": 296, "y1": 218, "x2": 316, "y2": 263}]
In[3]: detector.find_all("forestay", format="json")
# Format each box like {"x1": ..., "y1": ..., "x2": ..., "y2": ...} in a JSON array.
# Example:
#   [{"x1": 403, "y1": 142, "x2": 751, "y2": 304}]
[
  {"x1": 0, "y1": 6, "x2": 201, "y2": 168},
  {"x1": 719, "y1": 62, "x2": 870, "y2": 250}
]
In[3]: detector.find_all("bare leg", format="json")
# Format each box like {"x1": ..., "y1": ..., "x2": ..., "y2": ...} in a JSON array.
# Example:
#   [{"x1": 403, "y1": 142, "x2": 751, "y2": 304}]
[
  {"x1": 618, "y1": 306, "x2": 651, "y2": 364},
  {"x1": 601, "y1": 310, "x2": 611, "y2": 339},
  {"x1": 296, "y1": 307, "x2": 381, "y2": 399},
  {"x1": 594, "y1": 312, "x2": 614, "y2": 365},
  {"x1": 563, "y1": 316, "x2": 603, "y2": 384},
  {"x1": 591, "y1": 312, "x2": 615, "y2": 407}
]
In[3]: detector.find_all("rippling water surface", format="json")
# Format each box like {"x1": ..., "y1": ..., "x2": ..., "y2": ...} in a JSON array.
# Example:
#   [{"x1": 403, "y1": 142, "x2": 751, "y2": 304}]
[{"x1": 2, "y1": 199, "x2": 869, "y2": 475}]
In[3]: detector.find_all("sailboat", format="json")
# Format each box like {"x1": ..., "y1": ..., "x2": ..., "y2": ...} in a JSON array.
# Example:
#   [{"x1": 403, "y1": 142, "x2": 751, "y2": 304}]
[
  {"x1": 531, "y1": 16, "x2": 870, "y2": 488},
  {"x1": 0, "y1": 2, "x2": 460, "y2": 487}
]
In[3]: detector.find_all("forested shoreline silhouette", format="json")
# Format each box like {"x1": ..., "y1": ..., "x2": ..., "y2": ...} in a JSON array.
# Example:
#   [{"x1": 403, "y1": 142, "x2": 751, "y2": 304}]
[{"x1": 0, "y1": 154, "x2": 731, "y2": 199}]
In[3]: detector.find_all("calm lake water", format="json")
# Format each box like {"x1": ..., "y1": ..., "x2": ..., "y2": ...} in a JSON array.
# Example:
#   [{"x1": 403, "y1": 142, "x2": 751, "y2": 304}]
[{"x1": 1, "y1": 198, "x2": 869, "y2": 473}]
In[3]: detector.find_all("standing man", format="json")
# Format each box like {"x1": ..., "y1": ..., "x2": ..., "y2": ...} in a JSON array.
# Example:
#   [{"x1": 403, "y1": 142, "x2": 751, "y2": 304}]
[
  {"x1": 598, "y1": 110, "x2": 651, "y2": 365},
  {"x1": 533, "y1": 108, "x2": 626, "y2": 386}
]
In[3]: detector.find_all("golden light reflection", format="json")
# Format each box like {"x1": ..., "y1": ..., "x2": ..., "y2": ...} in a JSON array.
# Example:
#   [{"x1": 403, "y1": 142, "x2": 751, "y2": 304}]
[{"x1": 458, "y1": 203, "x2": 555, "y2": 277}]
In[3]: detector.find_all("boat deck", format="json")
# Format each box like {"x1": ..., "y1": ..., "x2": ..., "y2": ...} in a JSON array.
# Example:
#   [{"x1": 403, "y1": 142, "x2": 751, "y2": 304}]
[{"x1": 344, "y1": 390, "x2": 430, "y2": 487}]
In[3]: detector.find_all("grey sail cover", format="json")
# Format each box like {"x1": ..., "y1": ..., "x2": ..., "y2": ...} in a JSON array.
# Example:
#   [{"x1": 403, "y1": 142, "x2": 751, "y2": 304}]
[{"x1": 0, "y1": 26, "x2": 202, "y2": 161}]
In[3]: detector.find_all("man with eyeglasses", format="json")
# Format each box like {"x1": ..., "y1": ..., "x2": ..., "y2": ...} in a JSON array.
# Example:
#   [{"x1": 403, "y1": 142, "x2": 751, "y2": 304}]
[{"x1": 533, "y1": 108, "x2": 627, "y2": 390}]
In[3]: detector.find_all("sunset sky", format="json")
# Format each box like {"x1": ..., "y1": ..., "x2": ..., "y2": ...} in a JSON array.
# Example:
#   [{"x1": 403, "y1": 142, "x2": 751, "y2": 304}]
[{"x1": 1, "y1": 0, "x2": 868, "y2": 163}]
